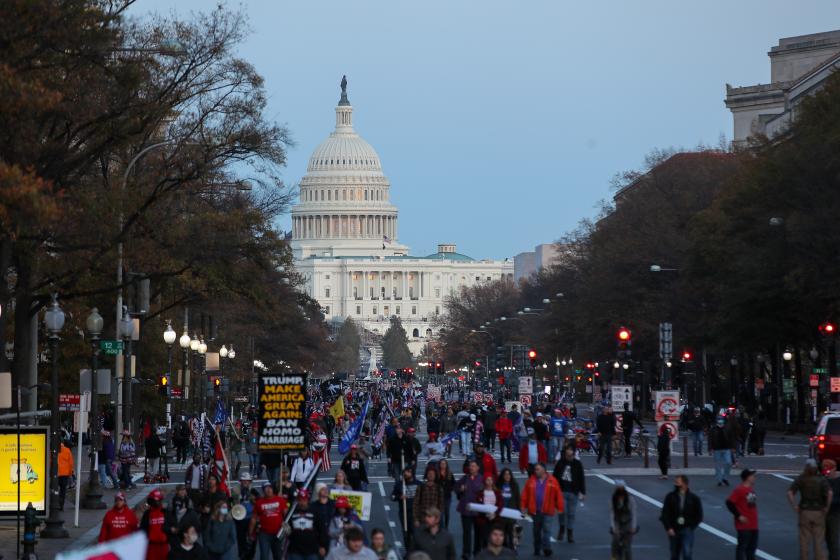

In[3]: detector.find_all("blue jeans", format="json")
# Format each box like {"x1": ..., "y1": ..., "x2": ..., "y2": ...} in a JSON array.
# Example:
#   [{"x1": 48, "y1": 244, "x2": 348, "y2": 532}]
[
  {"x1": 669, "y1": 527, "x2": 695, "y2": 560},
  {"x1": 248, "y1": 453, "x2": 259, "y2": 475},
  {"x1": 258, "y1": 532, "x2": 281, "y2": 560},
  {"x1": 548, "y1": 436, "x2": 564, "y2": 461},
  {"x1": 460, "y1": 431, "x2": 472, "y2": 455},
  {"x1": 533, "y1": 512, "x2": 553, "y2": 552},
  {"x1": 560, "y1": 491, "x2": 577, "y2": 530},
  {"x1": 98, "y1": 462, "x2": 119, "y2": 488},
  {"x1": 691, "y1": 431, "x2": 704, "y2": 455},
  {"x1": 713, "y1": 449, "x2": 732, "y2": 483}
]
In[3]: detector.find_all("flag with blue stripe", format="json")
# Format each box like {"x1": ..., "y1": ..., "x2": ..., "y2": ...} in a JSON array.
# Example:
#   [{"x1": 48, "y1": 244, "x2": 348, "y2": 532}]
[
  {"x1": 339, "y1": 397, "x2": 371, "y2": 454},
  {"x1": 439, "y1": 429, "x2": 461, "y2": 447},
  {"x1": 213, "y1": 399, "x2": 227, "y2": 425}
]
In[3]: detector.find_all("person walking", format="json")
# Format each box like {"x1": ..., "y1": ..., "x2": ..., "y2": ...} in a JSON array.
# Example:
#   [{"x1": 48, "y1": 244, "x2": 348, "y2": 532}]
[
  {"x1": 620, "y1": 403, "x2": 643, "y2": 458},
  {"x1": 495, "y1": 410, "x2": 513, "y2": 465},
  {"x1": 411, "y1": 507, "x2": 456, "y2": 560},
  {"x1": 660, "y1": 475, "x2": 703, "y2": 560},
  {"x1": 520, "y1": 462, "x2": 564, "y2": 558},
  {"x1": 657, "y1": 425, "x2": 672, "y2": 480},
  {"x1": 249, "y1": 482, "x2": 289, "y2": 560},
  {"x1": 456, "y1": 459, "x2": 485, "y2": 559},
  {"x1": 496, "y1": 469, "x2": 520, "y2": 549},
  {"x1": 98, "y1": 430, "x2": 121, "y2": 489},
  {"x1": 392, "y1": 467, "x2": 420, "y2": 549},
  {"x1": 440, "y1": 408, "x2": 458, "y2": 458},
  {"x1": 823, "y1": 459, "x2": 840, "y2": 560},
  {"x1": 98, "y1": 491, "x2": 139, "y2": 543},
  {"x1": 552, "y1": 444, "x2": 585, "y2": 543},
  {"x1": 413, "y1": 465, "x2": 444, "y2": 530},
  {"x1": 118, "y1": 429, "x2": 137, "y2": 489},
  {"x1": 518, "y1": 428, "x2": 547, "y2": 476},
  {"x1": 203, "y1": 501, "x2": 238, "y2": 560},
  {"x1": 610, "y1": 481, "x2": 638, "y2": 560},
  {"x1": 341, "y1": 445, "x2": 370, "y2": 491},
  {"x1": 291, "y1": 448, "x2": 317, "y2": 489},
  {"x1": 709, "y1": 416, "x2": 734, "y2": 486},
  {"x1": 57, "y1": 440, "x2": 74, "y2": 510},
  {"x1": 483, "y1": 406, "x2": 499, "y2": 452},
  {"x1": 686, "y1": 409, "x2": 707, "y2": 457},
  {"x1": 169, "y1": 524, "x2": 209, "y2": 560},
  {"x1": 371, "y1": 528, "x2": 401, "y2": 560},
  {"x1": 287, "y1": 489, "x2": 327, "y2": 560},
  {"x1": 788, "y1": 458, "x2": 832, "y2": 560},
  {"x1": 140, "y1": 489, "x2": 171, "y2": 560},
  {"x1": 595, "y1": 406, "x2": 617, "y2": 465},
  {"x1": 474, "y1": 525, "x2": 517, "y2": 560},
  {"x1": 548, "y1": 410, "x2": 567, "y2": 462},
  {"x1": 438, "y1": 459, "x2": 457, "y2": 529},
  {"x1": 726, "y1": 468, "x2": 759, "y2": 560},
  {"x1": 246, "y1": 426, "x2": 260, "y2": 477}
]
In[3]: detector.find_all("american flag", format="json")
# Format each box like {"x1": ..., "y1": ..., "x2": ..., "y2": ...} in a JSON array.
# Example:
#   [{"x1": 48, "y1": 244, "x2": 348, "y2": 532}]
[
  {"x1": 312, "y1": 433, "x2": 331, "y2": 472},
  {"x1": 208, "y1": 418, "x2": 230, "y2": 496}
]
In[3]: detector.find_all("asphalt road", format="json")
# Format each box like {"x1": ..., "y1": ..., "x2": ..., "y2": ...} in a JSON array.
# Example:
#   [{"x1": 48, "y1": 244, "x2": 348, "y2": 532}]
[{"x1": 317, "y1": 423, "x2": 812, "y2": 560}]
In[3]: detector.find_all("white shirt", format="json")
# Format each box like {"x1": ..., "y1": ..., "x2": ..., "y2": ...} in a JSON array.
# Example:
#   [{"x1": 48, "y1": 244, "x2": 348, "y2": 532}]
[{"x1": 291, "y1": 456, "x2": 315, "y2": 482}]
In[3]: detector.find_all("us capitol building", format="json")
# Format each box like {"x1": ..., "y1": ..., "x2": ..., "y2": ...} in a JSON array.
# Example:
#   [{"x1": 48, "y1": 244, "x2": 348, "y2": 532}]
[{"x1": 290, "y1": 78, "x2": 513, "y2": 356}]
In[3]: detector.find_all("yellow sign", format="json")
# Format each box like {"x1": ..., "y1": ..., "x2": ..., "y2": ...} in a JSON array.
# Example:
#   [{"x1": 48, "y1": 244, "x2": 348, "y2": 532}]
[
  {"x1": 329, "y1": 489, "x2": 372, "y2": 521},
  {"x1": 0, "y1": 429, "x2": 48, "y2": 514}
]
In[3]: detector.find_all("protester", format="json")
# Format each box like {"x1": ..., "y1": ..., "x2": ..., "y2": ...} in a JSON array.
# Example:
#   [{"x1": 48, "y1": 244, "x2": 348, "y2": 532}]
[
  {"x1": 341, "y1": 445, "x2": 370, "y2": 491},
  {"x1": 496, "y1": 468, "x2": 520, "y2": 549},
  {"x1": 610, "y1": 481, "x2": 638, "y2": 560},
  {"x1": 595, "y1": 406, "x2": 617, "y2": 465},
  {"x1": 329, "y1": 496, "x2": 364, "y2": 551},
  {"x1": 185, "y1": 453, "x2": 209, "y2": 507},
  {"x1": 474, "y1": 524, "x2": 517, "y2": 560},
  {"x1": 548, "y1": 409, "x2": 566, "y2": 462},
  {"x1": 291, "y1": 448, "x2": 317, "y2": 489},
  {"x1": 553, "y1": 443, "x2": 585, "y2": 543},
  {"x1": 710, "y1": 416, "x2": 734, "y2": 486},
  {"x1": 169, "y1": 523, "x2": 210, "y2": 560},
  {"x1": 231, "y1": 472, "x2": 257, "y2": 560},
  {"x1": 118, "y1": 429, "x2": 137, "y2": 489},
  {"x1": 726, "y1": 468, "x2": 759, "y2": 560},
  {"x1": 287, "y1": 489, "x2": 328, "y2": 560},
  {"x1": 371, "y1": 528, "x2": 401, "y2": 560},
  {"x1": 169, "y1": 485, "x2": 201, "y2": 551},
  {"x1": 476, "y1": 475, "x2": 503, "y2": 548},
  {"x1": 145, "y1": 427, "x2": 163, "y2": 476},
  {"x1": 423, "y1": 432, "x2": 444, "y2": 465},
  {"x1": 494, "y1": 410, "x2": 514, "y2": 464},
  {"x1": 823, "y1": 459, "x2": 840, "y2": 560},
  {"x1": 246, "y1": 426, "x2": 260, "y2": 477},
  {"x1": 57, "y1": 440, "x2": 74, "y2": 511},
  {"x1": 325, "y1": 526, "x2": 378, "y2": 560},
  {"x1": 249, "y1": 482, "x2": 288, "y2": 560},
  {"x1": 483, "y1": 406, "x2": 498, "y2": 452},
  {"x1": 98, "y1": 491, "x2": 138, "y2": 543},
  {"x1": 788, "y1": 458, "x2": 832, "y2": 560},
  {"x1": 658, "y1": 425, "x2": 672, "y2": 480},
  {"x1": 140, "y1": 488, "x2": 171, "y2": 560},
  {"x1": 660, "y1": 475, "x2": 703, "y2": 560},
  {"x1": 456, "y1": 459, "x2": 485, "y2": 558},
  {"x1": 392, "y1": 466, "x2": 420, "y2": 548},
  {"x1": 413, "y1": 464, "x2": 444, "y2": 528},
  {"x1": 98, "y1": 430, "x2": 120, "y2": 489},
  {"x1": 520, "y1": 462, "x2": 564, "y2": 557},
  {"x1": 411, "y1": 506, "x2": 456, "y2": 560},
  {"x1": 440, "y1": 408, "x2": 458, "y2": 458},
  {"x1": 438, "y1": 458, "x2": 457, "y2": 529},
  {"x1": 312, "y1": 483, "x2": 337, "y2": 548},
  {"x1": 203, "y1": 500, "x2": 238, "y2": 560},
  {"x1": 518, "y1": 428, "x2": 547, "y2": 475},
  {"x1": 332, "y1": 469, "x2": 354, "y2": 491}
]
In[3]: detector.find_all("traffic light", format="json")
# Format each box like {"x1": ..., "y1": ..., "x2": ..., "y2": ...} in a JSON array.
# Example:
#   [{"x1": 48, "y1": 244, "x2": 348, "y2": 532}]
[
  {"x1": 617, "y1": 327, "x2": 632, "y2": 359},
  {"x1": 820, "y1": 322, "x2": 837, "y2": 336},
  {"x1": 427, "y1": 362, "x2": 434, "y2": 376},
  {"x1": 681, "y1": 349, "x2": 693, "y2": 362},
  {"x1": 213, "y1": 377, "x2": 221, "y2": 395},
  {"x1": 528, "y1": 349, "x2": 537, "y2": 368},
  {"x1": 158, "y1": 375, "x2": 169, "y2": 397}
]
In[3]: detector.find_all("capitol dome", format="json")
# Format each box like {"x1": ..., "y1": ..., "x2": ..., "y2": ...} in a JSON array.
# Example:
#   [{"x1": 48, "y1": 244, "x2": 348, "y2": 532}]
[{"x1": 290, "y1": 77, "x2": 406, "y2": 259}]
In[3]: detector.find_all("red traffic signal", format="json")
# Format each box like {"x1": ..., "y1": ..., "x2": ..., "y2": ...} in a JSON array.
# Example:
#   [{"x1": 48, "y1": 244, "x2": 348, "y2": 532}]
[
  {"x1": 528, "y1": 349, "x2": 537, "y2": 359},
  {"x1": 682, "y1": 350, "x2": 693, "y2": 362},
  {"x1": 617, "y1": 327, "x2": 631, "y2": 341},
  {"x1": 820, "y1": 322, "x2": 836, "y2": 335}
]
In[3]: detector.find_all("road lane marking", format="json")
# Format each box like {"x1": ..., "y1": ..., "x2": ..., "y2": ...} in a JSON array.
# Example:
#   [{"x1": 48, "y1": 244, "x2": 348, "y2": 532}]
[
  {"x1": 378, "y1": 481, "x2": 386, "y2": 496},
  {"x1": 594, "y1": 473, "x2": 782, "y2": 560},
  {"x1": 772, "y1": 473, "x2": 794, "y2": 482},
  {"x1": 388, "y1": 521, "x2": 396, "y2": 527},
  {"x1": 384, "y1": 505, "x2": 390, "y2": 511}
]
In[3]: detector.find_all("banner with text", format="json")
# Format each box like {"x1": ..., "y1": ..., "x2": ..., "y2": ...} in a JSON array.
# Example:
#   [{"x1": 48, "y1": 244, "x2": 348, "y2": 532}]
[{"x1": 258, "y1": 374, "x2": 307, "y2": 453}]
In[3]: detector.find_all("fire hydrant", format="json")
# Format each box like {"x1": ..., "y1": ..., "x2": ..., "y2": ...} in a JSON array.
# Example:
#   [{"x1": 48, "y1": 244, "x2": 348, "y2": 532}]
[{"x1": 22, "y1": 501, "x2": 40, "y2": 559}]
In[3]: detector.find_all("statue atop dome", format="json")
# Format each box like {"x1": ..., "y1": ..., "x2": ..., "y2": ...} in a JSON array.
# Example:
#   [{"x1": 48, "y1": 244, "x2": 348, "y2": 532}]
[{"x1": 339, "y1": 75, "x2": 350, "y2": 106}]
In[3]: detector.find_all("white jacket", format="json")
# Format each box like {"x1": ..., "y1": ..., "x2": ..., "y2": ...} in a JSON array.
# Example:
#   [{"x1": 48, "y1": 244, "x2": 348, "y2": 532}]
[{"x1": 290, "y1": 456, "x2": 315, "y2": 483}]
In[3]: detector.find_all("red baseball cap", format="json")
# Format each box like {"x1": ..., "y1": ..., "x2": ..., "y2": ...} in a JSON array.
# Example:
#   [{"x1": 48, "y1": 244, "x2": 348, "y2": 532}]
[
  {"x1": 297, "y1": 488, "x2": 311, "y2": 501},
  {"x1": 407, "y1": 427, "x2": 416, "y2": 433},
  {"x1": 335, "y1": 496, "x2": 351, "y2": 509},
  {"x1": 350, "y1": 444, "x2": 358, "y2": 450},
  {"x1": 148, "y1": 489, "x2": 163, "y2": 501}
]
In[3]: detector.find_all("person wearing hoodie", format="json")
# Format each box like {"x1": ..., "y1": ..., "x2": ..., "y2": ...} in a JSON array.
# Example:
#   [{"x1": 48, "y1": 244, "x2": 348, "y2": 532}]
[
  {"x1": 326, "y1": 526, "x2": 378, "y2": 560},
  {"x1": 140, "y1": 489, "x2": 171, "y2": 560}
]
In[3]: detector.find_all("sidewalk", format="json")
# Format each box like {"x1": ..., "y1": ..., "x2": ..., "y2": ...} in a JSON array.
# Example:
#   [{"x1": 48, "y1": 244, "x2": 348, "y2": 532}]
[{"x1": 0, "y1": 472, "x2": 152, "y2": 558}]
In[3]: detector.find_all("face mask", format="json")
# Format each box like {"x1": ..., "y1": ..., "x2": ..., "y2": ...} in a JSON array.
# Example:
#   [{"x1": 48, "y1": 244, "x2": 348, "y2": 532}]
[{"x1": 220, "y1": 507, "x2": 229, "y2": 516}]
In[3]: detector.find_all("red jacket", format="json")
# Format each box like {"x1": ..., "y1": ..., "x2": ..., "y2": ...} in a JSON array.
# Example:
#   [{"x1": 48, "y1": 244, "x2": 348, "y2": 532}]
[
  {"x1": 98, "y1": 506, "x2": 138, "y2": 543},
  {"x1": 520, "y1": 474, "x2": 564, "y2": 515},
  {"x1": 495, "y1": 417, "x2": 513, "y2": 440},
  {"x1": 519, "y1": 440, "x2": 548, "y2": 473},
  {"x1": 463, "y1": 451, "x2": 498, "y2": 481}
]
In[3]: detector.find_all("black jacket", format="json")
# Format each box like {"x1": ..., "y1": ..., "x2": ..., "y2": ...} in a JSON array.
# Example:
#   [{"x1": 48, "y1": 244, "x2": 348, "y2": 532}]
[
  {"x1": 596, "y1": 413, "x2": 617, "y2": 436},
  {"x1": 553, "y1": 457, "x2": 586, "y2": 495},
  {"x1": 708, "y1": 425, "x2": 733, "y2": 450},
  {"x1": 660, "y1": 489, "x2": 703, "y2": 531}
]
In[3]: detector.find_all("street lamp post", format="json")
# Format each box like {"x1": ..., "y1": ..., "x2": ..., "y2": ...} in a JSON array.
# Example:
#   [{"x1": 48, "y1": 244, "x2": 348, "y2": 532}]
[
  {"x1": 42, "y1": 295, "x2": 68, "y2": 538},
  {"x1": 189, "y1": 334, "x2": 200, "y2": 410},
  {"x1": 179, "y1": 329, "x2": 190, "y2": 418},
  {"x1": 783, "y1": 350, "x2": 793, "y2": 426},
  {"x1": 198, "y1": 339, "x2": 207, "y2": 412},
  {"x1": 120, "y1": 307, "x2": 134, "y2": 431},
  {"x1": 163, "y1": 321, "x2": 176, "y2": 478},
  {"x1": 82, "y1": 308, "x2": 106, "y2": 510}
]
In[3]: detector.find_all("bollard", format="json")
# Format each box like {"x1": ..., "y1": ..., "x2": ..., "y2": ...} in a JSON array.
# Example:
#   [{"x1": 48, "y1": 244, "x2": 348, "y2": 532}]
[
  {"x1": 643, "y1": 435, "x2": 649, "y2": 468},
  {"x1": 683, "y1": 436, "x2": 689, "y2": 468}
]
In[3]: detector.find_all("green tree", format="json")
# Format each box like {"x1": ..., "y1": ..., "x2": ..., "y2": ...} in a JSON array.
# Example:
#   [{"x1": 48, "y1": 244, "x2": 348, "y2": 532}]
[
  {"x1": 381, "y1": 316, "x2": 413, "y2": 369},
  {"x1": 334, "y1": 318, "x2": 361, "y2": 373}
]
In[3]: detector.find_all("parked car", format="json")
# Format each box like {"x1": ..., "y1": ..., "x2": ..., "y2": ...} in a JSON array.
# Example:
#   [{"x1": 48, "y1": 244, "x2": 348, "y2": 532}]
[{"x1": 810, "y1": 412, "x2": 840, "y2": 464}]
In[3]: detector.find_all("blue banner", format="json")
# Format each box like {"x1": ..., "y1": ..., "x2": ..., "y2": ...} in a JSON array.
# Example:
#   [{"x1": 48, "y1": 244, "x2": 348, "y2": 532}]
[
  {"x1": 213, "y1": 398, "x2": 227, "y2": 426},
  {"x1": 339, "y1": 397, "x2": 371, "y2": 454},
  {"x1": 439, "y1": 429, "x2": 461, "y2": 447}
]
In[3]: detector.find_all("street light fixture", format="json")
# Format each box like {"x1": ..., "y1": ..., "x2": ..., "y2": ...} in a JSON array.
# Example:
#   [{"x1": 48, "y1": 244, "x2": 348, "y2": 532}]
[
  {"x1": 198, "y1": 340, "x2": 207, "y2": 355},
  {"x1": 219, "y1": 345, "x2": 228, "y2": 358},
  {"x1": 162, "y1": 320, "x2": 175, "y2": 478},
  {"x1": 190, "y1": 334, "x2": 200, "y2": 352},
  {"x1": 82, "y1": 307, "x2": 106, "y2": 510},
  {"x1": 119, "y1": 307, "x2": 134, "y2": 431},
  {"x1": 163, "y1": 321, "x2": 177, "y2": 346},
  {"x1": 42, "y1": 295, "x2": 68, "y2": 538},
  {"x1": 783, "y1": 350, "x2": 793, "y2": 362}
]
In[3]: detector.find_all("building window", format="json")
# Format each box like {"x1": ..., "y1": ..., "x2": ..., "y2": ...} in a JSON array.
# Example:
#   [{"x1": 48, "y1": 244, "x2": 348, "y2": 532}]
[
  {"x1": 435, "y1": 288, "x2": 441, "y2": 298},
  {"x1": 475, "y1": 276, "x2": 480, "y2": 282},
  {"x1": 325, "y1": 288, "x2": 330, "y2": 298},
  {"x1": 412, "y1": 306, "x2": 417, "y2": 315},
  {"x1": 370, "y1": 287, "x2": 374, "y2": 298},
  {"x1": 325, "y1": 274, "x2": 330, "y2": 280},
  {"x1": 353, "y1": 287, "x2": 358, "y2": 298},
  {"x1": 328, "y1": 191, "x2": 332, "y2": 201},
  {"x1": 384, "y1": 306, "x2": 389, "y2": 316},
  {"x1": 412, "y1": 328, "x2": 419, "y2": 337},
  {"x1": 324, "y1": 306, "x2": 330, "y2": 315},
  {"x1": 396, "y1": 306, "x2": 400, "y2": 315},
  {"x1": 426, "y1": 328, "x2": 432, "y2": 337},
  {"x1": 343, "y1": 190, "x2": 347, "y2": 200},
  {"x1": 486, "y1": 276, "x2": 491, "y2": 281},
  {"x1": 435, "y1": 306, "x2": 440, "y2": 315},
  {"x1": 356, "y1": 305, "x2": 361, "y2": 315},
  {"x1": 372, "y1": 306, "x2": 378, "y2": 315}
]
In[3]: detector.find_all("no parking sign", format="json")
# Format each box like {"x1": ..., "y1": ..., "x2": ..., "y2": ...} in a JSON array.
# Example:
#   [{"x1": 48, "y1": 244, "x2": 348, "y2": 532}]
[{"x1": 519, "y1": 394, "x2": 532, "y2": 407}]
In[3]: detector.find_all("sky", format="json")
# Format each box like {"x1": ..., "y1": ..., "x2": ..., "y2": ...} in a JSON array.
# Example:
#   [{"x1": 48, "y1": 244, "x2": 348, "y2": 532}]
[{"x1": 135, "y1": 1, "x2": 840, "y2": 260}]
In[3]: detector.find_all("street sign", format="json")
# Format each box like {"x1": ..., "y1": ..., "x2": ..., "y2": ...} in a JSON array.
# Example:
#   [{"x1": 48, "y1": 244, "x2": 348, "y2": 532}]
[
  {"x1": 59, "y1": 394, "x2": 80, "y2": 411},
  {"x1": 519, "y1": 394, "x2": 532, "y2": 407},
  {"x1": 473, "y1": 391, "x2": 484, "y2": 403},
  {"x1": 783, "y1": 378, "x2": 794, "y2": 396},
  {"x1": 814, "y1": 368, "x2": 828, "y2": 374},
  {"x1": 99, "y1": 339, "x2": 124, "y2": 355},
  {"x1": 810, "y1": 374, "x2": 820, "y2": 387},
  {"x1": 657, "y1": 420, "x2": 679, "y2": 441},
  {"x1": 611, "y1": 385, "x2": 633, "y2": 411},
  {"x1": 518, "y1": 376, "x2": 533, "y2": 394},
  {"x1": 831, "y1": 378, "x2": 840, "y2": 393},
  {"x1": 170, "y1": 387, "x2": 183, "y2": 398},
  {"x1": 233, "y1": 395, "x2": 249, "y2": 403},
  {"x1": 654, "y1": 390, "x2": 680, "y2": 422}
]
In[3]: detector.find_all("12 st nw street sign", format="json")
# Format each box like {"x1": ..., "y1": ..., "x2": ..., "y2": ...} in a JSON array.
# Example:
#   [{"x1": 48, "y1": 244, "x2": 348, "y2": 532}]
[{"x1": 99, "y1": 340, "x2": 124, "y2": 355}]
